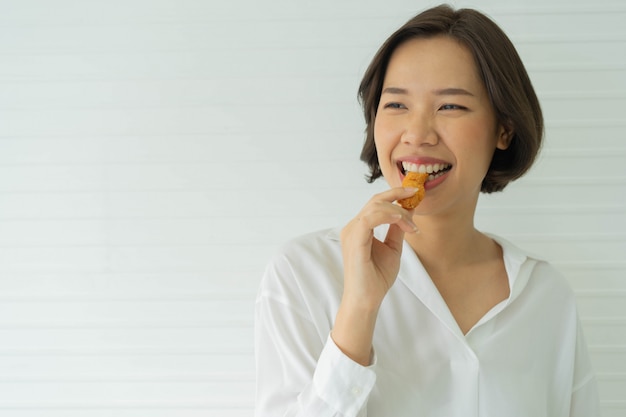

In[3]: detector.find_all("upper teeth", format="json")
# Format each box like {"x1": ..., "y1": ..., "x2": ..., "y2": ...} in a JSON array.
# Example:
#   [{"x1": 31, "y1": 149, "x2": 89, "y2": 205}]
[{"x1": 402, "y1": 161, "x2": 451, "y2": 174}]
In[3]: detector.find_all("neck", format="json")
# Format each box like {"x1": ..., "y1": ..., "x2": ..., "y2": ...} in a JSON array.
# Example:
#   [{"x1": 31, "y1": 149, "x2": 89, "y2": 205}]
[{"x1": 404, "y1": 211, "x2": 494, "y2": 272}]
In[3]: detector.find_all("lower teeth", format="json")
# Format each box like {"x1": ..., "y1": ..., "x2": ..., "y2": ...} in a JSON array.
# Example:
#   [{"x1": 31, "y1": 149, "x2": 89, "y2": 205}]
[{"x1": 427, "y1": 169, "x2": 449, "y2": 182}]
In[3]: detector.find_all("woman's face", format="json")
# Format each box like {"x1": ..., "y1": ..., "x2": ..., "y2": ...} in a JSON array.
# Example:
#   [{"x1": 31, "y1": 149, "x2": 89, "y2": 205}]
[{"x1": 374, "y1": 36, "x2": 510, "y2": 215}]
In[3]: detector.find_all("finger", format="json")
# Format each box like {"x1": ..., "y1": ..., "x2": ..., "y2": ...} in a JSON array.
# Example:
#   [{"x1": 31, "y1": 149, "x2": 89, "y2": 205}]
[
  {"x1": 384, "y1": 223, "x2": 406, "y2": 254},
  {"x1": 373, "y1": 186, "x2": 420, "y2": 203},
  {"x1": 348, "y1": 211, "x2": 400, "y2": 248},
  {"x1": 343, "y1": 189, "x2": 418, "y2": 247}
]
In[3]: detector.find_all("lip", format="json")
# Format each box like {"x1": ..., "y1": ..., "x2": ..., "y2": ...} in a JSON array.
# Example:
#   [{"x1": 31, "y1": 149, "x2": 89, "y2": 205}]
[{"x1": 397, "y1": 156, "x2": 451, "y2": 166}]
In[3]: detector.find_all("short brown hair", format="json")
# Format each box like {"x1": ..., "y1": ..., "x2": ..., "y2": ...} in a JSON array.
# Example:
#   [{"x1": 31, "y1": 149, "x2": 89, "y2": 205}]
[{"x1": 358, "y1": 4, "x2": 543, "y2": 193}]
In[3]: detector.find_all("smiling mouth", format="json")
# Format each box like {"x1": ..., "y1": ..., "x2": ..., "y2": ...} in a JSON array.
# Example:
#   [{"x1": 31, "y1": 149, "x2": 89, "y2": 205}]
[{"x1": 400, "y1": 161, "x2": 452, "y2": 181}]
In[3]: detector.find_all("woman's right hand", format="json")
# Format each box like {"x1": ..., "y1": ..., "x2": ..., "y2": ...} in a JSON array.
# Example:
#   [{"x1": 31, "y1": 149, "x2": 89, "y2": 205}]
[
  {"x1": 332, "y1": 187, "x2": 418, "y2": 365},
  {"x1": 340, "y1": 186, "x2": 419, "y2": 309}
]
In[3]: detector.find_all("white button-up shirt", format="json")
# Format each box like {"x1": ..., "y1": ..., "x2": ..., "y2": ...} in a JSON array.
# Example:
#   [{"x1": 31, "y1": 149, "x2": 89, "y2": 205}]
[{"x1": 255, "y1": 227, "x2": 601, "y2": 416}]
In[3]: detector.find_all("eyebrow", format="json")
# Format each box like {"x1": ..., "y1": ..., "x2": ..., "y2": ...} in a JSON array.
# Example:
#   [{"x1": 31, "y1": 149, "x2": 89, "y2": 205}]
[
  {"x1": 381, "y1": 87, "x2": 409, "y2": 95},
  {"x1": 434, "y1": 87, "x2": 475, "y2": 97},
  {"x1": 381, "y1": 86, "x2": 475, "y2": 96}
]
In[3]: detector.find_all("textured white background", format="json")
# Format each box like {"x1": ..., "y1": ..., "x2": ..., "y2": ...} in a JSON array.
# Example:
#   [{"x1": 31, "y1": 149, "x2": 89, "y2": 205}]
[{"x1": 0, "y1": 0, "x2": 624, "y2": 415}]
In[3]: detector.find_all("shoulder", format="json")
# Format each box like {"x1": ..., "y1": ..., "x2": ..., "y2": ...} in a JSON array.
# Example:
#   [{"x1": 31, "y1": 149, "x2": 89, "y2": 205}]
[
  {"x1": 531, "y1": 260, "x2": 576, "y2": 302},
  {"x1": 491, "y1": 233, "x2": 576, "y2": 301},
  {"x1": 259, "y1": 227, "x2": 344, "y2": 303},
  {"x1": 269, "y1": 227, "x2": 343, "y2": 270}
]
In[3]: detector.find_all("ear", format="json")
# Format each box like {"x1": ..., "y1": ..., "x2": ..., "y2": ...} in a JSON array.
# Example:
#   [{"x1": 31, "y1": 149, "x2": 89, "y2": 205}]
[{"x1": 496, "y1": 123, "x2": 513, "y2": 150}]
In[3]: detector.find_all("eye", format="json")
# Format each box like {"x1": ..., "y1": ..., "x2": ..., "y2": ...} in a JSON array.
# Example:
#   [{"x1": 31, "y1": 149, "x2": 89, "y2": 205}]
[
  {"x1": 439, "y1": 103, "x2": 467, "y2": 111},
  {"x1": 383, "y1": 102, "x2": 406, "y2": 110}
]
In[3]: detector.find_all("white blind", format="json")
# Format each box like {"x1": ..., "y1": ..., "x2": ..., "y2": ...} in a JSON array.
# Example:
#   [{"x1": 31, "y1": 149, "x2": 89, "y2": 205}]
[{"x1": 0, "y1": 0, "x2": 624, "y2": 415}]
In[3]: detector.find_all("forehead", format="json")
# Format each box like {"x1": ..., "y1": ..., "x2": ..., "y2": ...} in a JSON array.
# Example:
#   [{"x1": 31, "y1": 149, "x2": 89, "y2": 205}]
[{"x1": 383, "y1": 36, "x2": 484, "y2": 91}]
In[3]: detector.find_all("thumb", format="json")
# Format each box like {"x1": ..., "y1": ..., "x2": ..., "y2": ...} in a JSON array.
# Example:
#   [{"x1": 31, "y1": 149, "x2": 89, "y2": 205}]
[{"x1": 384, "y1": 223, "x2": 405, "y2": 255}]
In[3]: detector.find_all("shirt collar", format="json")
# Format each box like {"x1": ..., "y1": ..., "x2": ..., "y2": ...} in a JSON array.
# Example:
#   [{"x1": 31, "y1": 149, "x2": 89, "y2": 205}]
[
  {"x1": 326, "y1": 225, "x2": 542, "y2": 301},
  {"x1": 327, "y1": 225, "x2": 544, "y2": 336},
  {"x1": 491, "y1": 234, "x2": 546, "y2": 302}
]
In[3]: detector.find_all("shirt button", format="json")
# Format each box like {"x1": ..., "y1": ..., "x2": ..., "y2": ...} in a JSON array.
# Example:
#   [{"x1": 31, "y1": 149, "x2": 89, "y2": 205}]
[{"x1": 351, "y1": 386, "x2": 362, "y2": 396}]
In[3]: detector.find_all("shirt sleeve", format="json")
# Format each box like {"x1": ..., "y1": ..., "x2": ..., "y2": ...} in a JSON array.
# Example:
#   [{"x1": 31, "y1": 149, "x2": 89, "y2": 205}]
[
  {"x1": 313, "y1": 334, "x2": 377, "y2": 416},
  {"x1": 569, "y1": 317, "x2": 602, "y2": 417},
  {"x1": 255, "y1": 257, "x2": 377, "y2": 417},
  {"x1": 570, "y1": 374, "x2": 601, "y2": 417}
]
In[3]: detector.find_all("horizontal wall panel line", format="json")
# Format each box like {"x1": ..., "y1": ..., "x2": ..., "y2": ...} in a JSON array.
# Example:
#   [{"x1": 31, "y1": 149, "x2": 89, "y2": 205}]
[
  {"x1": 553, "y1": 262, "x2": 626, "y2": 269},
  {"x1": 1, "y1": 42, "x2": 626, "y2": 58},
  {"x1": 0, "y1": 40, "x2": 625, "y2": 54},
  {"x1": 0, "y1": 243, "x2": 276, "y2": 248},
  {"x1": 0, "y1": 101, "x2": 358, "y2": 112},
  {"x1": 452, "y1": 6, "x2": 626, "y2": 15},
  {"x1": 0, "y1": 270, "x2": 263, "y2": 277},
  {"x1": 0, "y1": 185, "x2": 380, "y2": 193},
  {"x1": 0, "y1": 237, "x2": 621, "y2": 250},
  {"x1": 0, "y1": 293, "x2": 256, "y2": 302},
  {"x1": 0, "y1": 402, "x2": 254, "y2": 410},
  {"x1": 541, "y1": 91, "x2": 626, "y2": 99},
  {"x1": 1, "y1": 151, "x2": 624, "y2": 166},
  {"x1": 521, "y1": 177, "x2": 626, "y2": 185},
  {"x1": 0, "y1": 92, "x2": 624, "y2": 111},
  {"x1": 0, "y1": 129, "x2": 359, "y2": 140},
  {"x1": 0, "y1": 120, "x2": 615, "y2": 140},
  {"x1": 541, "y1": 148, "x2": 626, "y2": 157},
  {"x1": 0, "y1": 158, "x2": 358, "y2": 167},
  {"x1": 547, "y1": 119, "x2": 626, "y2": 128},
  {"x1": 0, "y1": 321, "x2": 253, "y2": 329},
  {"x1": 596, "y1": 372, "x2": 626, "y2": 380},
  {"x1": 0, "y1": 8, "x2": 626, "y2": 23},
  {"x1": 478, "y1": 205, "x2": 626, "y2": 214},
  {"x1": 490, "y1": 233, "x2": 626, "y2": 241},
  {"x1": 0, "y1": 215, "x2": 355, "y2": 221},
  {"x1": 575, "y1": 290, "x2": 626, "y2": 297},
  {"x1": 519, "y1": 36, "x2": 626, "y2": 44},
  {"x1": 601, "y1": 400, "x2": 626, "y2": 408},
  {"x1": 0, "y1": 178, "x2": 618, "y2": 192},
  {"x1": 0, "y1": 314, "x2": 620, "y2": 327},
  {"x1": 589, "y1": 345, "x2": 626, "y2": 353},
  {"x1": 0, "y1": 209, "x2": 618, "y2": 220},
  {"x1": 582, "y1": 318, "x2": 626, "y2": 324},
  {"x1": 0, "y1": 348, "x2": 253, "y2": 356},
  {"x1": 0, "y1": 267, "x2": 266, "y2": 274},
  {"x1": 0, "y1": 209, "x2": 619, "y2": 221},
  {"x1": 0, "y1": 65, "x2": 624, "y2": 84},
  {"x1": 0, "y1": 5, "x2": 625, "y2": 23},
  {"x1": 0, "y1": 373, "x2": 255, "y2": 383},
  {"x1": 0, "y1": 72, "x2": 361, "y2": 83}
]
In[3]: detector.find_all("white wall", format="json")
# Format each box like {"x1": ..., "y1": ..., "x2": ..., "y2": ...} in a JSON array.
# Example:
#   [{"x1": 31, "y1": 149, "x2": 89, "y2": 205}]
[{"x1": 0, "y1": 0, "x2": 624, "y2": 415}]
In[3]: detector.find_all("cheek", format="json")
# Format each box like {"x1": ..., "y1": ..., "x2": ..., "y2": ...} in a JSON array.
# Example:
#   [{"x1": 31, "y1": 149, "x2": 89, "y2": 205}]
[
  {"x1": 461, "y1": 132, "x2": 500, "y2": 173},
  {"x1": 373, "y1": 116, "x2": 396, "y2": 152},
  {"x1": 458, "y1": 123, "x2": 498, "y2": 151},
  {"x1": 373, "y1": 122, "x2": 393, "y2": 169}
]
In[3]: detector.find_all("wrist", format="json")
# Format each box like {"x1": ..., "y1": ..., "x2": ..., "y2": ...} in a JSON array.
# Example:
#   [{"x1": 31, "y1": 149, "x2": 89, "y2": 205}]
[
  {"x1": 332, "y1": 301, "x2": 379, "y2": 366},
  {"x1": 340, "y1": 289, "x2": 384, "y2": 313}
]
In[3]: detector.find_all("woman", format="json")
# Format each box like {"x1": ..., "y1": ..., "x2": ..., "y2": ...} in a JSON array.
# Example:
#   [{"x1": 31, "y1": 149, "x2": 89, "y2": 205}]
[{"x1": 255, "y1": 5, "x2": 601, "y2": 416}]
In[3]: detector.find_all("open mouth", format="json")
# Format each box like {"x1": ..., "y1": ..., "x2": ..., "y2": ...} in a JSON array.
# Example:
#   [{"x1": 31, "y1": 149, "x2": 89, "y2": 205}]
[{"x1": 399, "y1": 161, "x2": 452, "y2": 182}]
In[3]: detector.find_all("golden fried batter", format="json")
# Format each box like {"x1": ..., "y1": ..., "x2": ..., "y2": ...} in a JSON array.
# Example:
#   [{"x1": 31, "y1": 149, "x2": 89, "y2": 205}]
[{"x1": 397, "y1": 171, "x2": 428, "y2": 209}]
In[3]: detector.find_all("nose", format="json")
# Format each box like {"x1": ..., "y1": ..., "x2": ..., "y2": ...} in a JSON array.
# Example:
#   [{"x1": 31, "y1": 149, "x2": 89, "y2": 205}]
[{"x1": 401, "y1": 111, "x2": 438, "y2": 146}]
